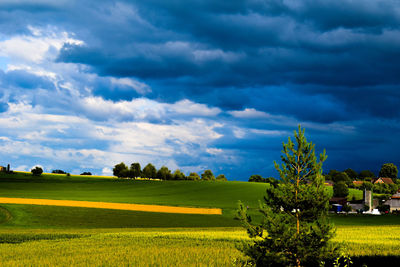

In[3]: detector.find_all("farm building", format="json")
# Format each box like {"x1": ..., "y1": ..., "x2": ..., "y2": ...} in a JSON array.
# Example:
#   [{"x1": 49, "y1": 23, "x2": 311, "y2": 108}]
[
  {"x1": 353, "y1": 181, "x2": 363, "y2": 186},
  {"x1": 0, "y1": 166, "x2": 4, "y2": 172},
  {"x1": 385, "y1": 192, "x2": 400, "y2": 212},
  {"x1": 372, "y1": 177, "x2": 394, "y2": 184}
]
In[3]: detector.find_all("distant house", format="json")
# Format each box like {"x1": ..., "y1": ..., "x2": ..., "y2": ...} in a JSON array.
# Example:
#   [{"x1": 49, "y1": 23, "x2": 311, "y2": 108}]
[
  {"x1": 372, "y1": 177, "x2": 394, "y2": 184},
  {"x1": 353, "y1": 181, "x2": 364, "y2": 186},
  {"x1": 329, "y1": 197, "x2": 347, "y2": 206},
  {"x1": 386, "y1": 192, "x2": 400, "y2": 211},
  {"x1": 324, "y1": 180, "x2": 334, "y2": 186},
  {"x1": 0, "y1": 166, "x2": 4, "y2": 172}
]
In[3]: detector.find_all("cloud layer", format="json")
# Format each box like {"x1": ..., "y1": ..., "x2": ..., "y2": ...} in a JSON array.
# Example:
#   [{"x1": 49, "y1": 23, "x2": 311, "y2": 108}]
[{"x1": 0, "y1": 0, "x2": 400, "y2": 179}]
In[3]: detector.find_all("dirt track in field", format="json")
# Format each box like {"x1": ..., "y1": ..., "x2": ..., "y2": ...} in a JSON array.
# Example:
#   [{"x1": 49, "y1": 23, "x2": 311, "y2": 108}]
[{"x1": 0, "y1": 197, "x2": 222, "y2": 215}]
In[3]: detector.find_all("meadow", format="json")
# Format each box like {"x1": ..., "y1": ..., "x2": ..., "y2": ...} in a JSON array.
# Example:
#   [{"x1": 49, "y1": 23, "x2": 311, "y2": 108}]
[{"x1": 0, "y1": 172, "x2": 396, "y2": 266}]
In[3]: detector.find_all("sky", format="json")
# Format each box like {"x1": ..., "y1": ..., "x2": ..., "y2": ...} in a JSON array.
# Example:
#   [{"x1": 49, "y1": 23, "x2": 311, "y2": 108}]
[{"x1": 0, "y1": 0, "x2": 399, "y2": 180}]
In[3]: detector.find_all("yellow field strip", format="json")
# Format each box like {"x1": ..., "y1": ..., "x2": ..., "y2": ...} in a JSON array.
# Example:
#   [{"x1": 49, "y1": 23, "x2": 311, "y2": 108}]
[{"x1": 0, "y1": 197, "x2": 222, "y2": 215}]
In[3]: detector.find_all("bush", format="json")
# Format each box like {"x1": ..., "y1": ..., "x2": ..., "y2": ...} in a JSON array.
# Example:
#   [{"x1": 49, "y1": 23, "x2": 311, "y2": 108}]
[
  {"x1": 52, "y1": 169, "x2": 66, "y2": 174},
  {"x1": 377, "y1": 204, "x2": 390, "y2": 214}
]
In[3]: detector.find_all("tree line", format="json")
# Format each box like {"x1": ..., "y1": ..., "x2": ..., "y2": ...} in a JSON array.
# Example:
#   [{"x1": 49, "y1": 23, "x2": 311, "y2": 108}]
[
  {"x1": 112, "y1": 162, "x2": 228, "y2": 181},
  {"x1": 327, "y1": 163, "x2": 399, "y2": 197}
]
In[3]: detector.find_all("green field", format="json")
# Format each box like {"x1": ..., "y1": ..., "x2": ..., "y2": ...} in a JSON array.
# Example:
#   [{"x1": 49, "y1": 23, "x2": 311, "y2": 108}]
[{"x1": 0, "y1": 172, "x2": 397, "y2": 266}]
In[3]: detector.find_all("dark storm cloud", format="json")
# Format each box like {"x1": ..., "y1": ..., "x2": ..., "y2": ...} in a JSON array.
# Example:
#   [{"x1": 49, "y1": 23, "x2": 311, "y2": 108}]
[
  {"x1": 1, "y1": 0, "x2": 400, "y2": 179},
  {"x1": 34, "y1": 0, "x2": 398, "y2": 122}
]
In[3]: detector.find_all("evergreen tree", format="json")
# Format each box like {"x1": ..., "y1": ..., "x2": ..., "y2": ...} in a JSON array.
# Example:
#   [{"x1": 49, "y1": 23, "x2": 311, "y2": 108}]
[{"x1": 237, "y1": 126, "x2": 338, "y2": 266}]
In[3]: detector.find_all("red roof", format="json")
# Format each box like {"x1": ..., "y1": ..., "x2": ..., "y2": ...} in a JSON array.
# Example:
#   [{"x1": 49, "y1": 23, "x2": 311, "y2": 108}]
[
  {"x1": 353, "y1": 181, "x2": 363, "y2": 186},
  {"x1": 373, "y1": 177, "x2": 394, "y2": 184}
]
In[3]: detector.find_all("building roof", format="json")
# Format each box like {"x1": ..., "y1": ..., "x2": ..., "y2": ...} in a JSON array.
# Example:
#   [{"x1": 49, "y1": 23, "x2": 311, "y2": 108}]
[
  {"x1": 329, "y1": 197, "x2": 348, "y2": 205},
  {"x1": 353, "y1": 181, "x2": 363, "y2": 186},
  {"x1": 373, "y1": 177, "x2": 394, "y2": 184}
]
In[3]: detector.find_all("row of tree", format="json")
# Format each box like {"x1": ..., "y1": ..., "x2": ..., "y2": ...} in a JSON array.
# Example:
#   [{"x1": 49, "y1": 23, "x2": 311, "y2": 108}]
[
  {"x1": 327, "y1": 163, "x2": 398, "y2": 184},
  {"x1": 112, "y1": 162, "x2": 227, "y2": 181}
]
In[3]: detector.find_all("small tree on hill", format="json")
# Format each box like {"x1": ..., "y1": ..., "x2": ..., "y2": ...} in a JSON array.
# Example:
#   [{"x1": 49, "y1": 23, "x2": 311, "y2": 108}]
[
  {"x1": 130, "y1": 163, "x2": 142, "y2": 178},
  {"x1": 248, "y1": 174, "x2": 264, "y2": 182},
  {"x1": 173, "y1": 169, "x2": 186, "y2": 180},
  {"x1": 187, "y1": 172, "x2": 200, "y2": 181},
  {"x1": 52, "y1": 169, "x2": 66, "y2": 174},
  {"x1": 379, "y1": 163, "x2": 398, "y2": 181},
  {"x1": 142, "y1": 163, "x2": 157, "y2": 178},
  {"x1": 31, "y1": 166, "x2": 43, "y2": 176},
  {"x1": 237, "y1": 126, "x2": 338, "y2": 266},
  {"x1": 113, "y1": 162, "x2": 129, "y2": 178},
  {"x1": 201, "y1": 170, "x2": 215, "y2": 181},
  {"x1": 216, "y1": 174, "x2": 227, "y2": 181},
  {"x1": 157, "y1": 166, "x2": 172, "y2": 180}
]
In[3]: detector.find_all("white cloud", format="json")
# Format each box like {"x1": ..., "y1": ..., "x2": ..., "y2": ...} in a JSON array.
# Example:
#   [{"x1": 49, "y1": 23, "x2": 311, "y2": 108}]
[
  {"x1": 79, "y1": 97, "x2": 221, "y2": 122},
  {"x1": 102, "y1": 167, "x2": 113, "y2": 176},
  {"x1": 169, "y1": 99, "x2": 221, "y2": 116},
  {"x1": 0, "y1": 100, "x2": 226, "y2": 175},
  {"x1": 228, "y1": 108, "x2": 272, "y2": 119},
  {"x1": 0, "y1": 25, "x2": 84, "y2": 64},
  {"x1": 110, "y1": 77, "x2": 151, "y2": 94},
  {"x1": 250, "y1": 129, "x2": 288, "y2": 136}
]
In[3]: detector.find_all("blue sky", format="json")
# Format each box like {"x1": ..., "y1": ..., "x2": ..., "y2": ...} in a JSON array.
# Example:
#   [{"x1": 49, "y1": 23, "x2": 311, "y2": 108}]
[{"x1": 0, "y1": 0, "x2": 399, "y2": 179}]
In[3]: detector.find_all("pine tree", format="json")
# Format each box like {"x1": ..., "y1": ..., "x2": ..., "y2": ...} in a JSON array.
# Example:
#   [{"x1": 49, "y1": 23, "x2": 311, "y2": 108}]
[{"x1": 237, "y1": 126, "x2": 339, "y2": 266}]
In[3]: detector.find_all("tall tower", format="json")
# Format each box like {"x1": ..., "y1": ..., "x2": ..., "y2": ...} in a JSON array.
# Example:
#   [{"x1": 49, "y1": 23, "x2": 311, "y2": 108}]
[{"x1": 364, "y1": 189, "x2": 372, "y2": 211}]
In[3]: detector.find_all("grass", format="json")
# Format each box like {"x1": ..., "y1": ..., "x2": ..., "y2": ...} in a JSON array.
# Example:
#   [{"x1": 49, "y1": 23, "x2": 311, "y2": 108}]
[
  {"x1": 1, "y1": 226, "x2": 400, "y2": 266},
  {"x1": 0, "y1": 204, "x2": 239, "y2": 229},
  {"x1": 0, "y1": 172, "x2": 384, "y2": 266}
]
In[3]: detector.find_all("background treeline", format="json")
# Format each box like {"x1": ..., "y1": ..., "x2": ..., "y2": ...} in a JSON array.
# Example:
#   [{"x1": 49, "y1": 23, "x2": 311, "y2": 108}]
[
  {"x1": 327, "y1": 163, "x2": 399, "y2": 197},
  {"x1": 112, "y1": 162, "x2": 228, "y2": 181}
]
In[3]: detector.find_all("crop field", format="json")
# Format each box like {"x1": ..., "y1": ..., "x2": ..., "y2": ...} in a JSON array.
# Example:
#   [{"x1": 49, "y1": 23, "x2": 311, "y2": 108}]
[{"x1": 0, "y1": 172, "x2": 395, "y2": 266}]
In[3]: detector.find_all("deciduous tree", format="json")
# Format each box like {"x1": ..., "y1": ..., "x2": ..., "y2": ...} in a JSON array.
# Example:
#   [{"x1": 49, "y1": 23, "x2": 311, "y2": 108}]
[
  {"x1": 187, "y1": 172, "x2": 200, "y2": 181},
  {"x1": 142, "y1": 163, "x2": 157, "y2": 178},
  {"x1": 130, "y1": 163, "x2": 142, "y2": 178},
  {"x1": 344, "y1": 168, "x2": 358, "y2": 180},
  {"x1": 379, "y1": 163, "x2": 398, "y2": 181},
  {"x1": 113, "y1": 162, "x2": 129, "y2": 178},
  {"x1": 31, "y1": 166, "x2": 43, "y2": 176},
  {"x1": 157, "y1": 166, "x2": 172, "y2": 180},
  {"x1": 333, "y1": 181, "x2": 349, "y2": 198},
  {"x1": 173, "y1": 169, "x2": 186, "y2": 180},
  {"x1": 359, "y1": 170, "x2": 375, "y2": 180},
  {"x1": 201, "y1": 169, "x2": 215, "y2": 181},
  {"x1": 216, "y1": 174, "x2": 227, "y2": 181}
]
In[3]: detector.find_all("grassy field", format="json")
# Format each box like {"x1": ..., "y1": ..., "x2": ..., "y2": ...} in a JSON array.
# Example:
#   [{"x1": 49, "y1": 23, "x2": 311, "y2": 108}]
[{"x1": 0, "y1": 172, "x2": 392, "y2": 266}]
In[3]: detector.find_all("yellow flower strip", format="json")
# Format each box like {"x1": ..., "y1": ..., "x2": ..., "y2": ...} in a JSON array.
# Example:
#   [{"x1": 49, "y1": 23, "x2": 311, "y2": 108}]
[{"x1": 0, "y1": 197, "x2": 222, "y2": 215}]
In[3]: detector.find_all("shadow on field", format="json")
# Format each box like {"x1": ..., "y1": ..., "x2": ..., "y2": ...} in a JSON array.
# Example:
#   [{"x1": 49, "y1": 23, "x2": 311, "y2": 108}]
[{"x1": 351, "y1": 256, "x2": 400, "y2": 266}]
